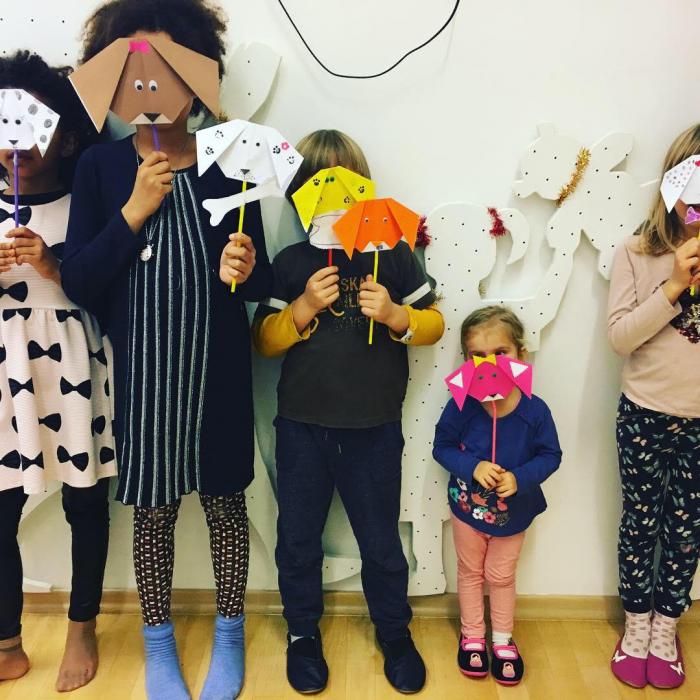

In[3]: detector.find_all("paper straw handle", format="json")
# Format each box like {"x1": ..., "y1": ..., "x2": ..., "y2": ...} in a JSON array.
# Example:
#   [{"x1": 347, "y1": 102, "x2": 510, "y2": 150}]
[
  {"x1": 151, "y1": 124, "x2": 161, "y2": 152},
  {"x1": 231, "y1": 181, "x2": 248, "y2": 293},
  {"x1": 368, "y1": 250, "x2": 379, "y2": 345},
  {"x1": 13, "y1": 149, "x2": 19, "y2": 228},
  {"x1": 491, "y1": 400, "x2": 497, "y2": 464}
]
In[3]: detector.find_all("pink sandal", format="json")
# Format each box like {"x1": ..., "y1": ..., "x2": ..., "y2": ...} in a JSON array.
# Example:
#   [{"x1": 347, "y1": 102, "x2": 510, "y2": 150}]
[
  {"x1": 647, "y1": 636, "x2": 685, "y2": 689},
  {"x1": 610, "y1": 637, "x2": 647, "y2": 688}
]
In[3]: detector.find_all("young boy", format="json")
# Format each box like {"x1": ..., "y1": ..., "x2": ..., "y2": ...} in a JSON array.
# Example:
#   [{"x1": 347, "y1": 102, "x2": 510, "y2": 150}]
[{"x1": 251, "y1": 130, "x2": 444, "y2": 694}]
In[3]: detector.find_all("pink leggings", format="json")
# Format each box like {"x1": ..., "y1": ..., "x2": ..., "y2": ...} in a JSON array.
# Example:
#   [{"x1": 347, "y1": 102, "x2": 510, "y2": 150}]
[{"x1": 451, "y1": 514, "x2": 526, "y2": 638}]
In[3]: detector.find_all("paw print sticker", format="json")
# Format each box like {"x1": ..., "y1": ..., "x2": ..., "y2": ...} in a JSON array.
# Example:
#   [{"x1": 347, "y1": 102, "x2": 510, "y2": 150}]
[
  {"x1": 287, "y1": 155, "x2": 296, "y2": 164},
  {"x1": 343, "y1": 196, "x2": 351, "y2": 204},
  {"x1": 358, "y1": 185, "x2": 365, "y2": 194},
  {"x1": 272, "y1": 145, "x2": 281, "y2": 154},
  {"x1": 280, "y1": 142, "x2": 290, "y2": 150},
  {"x1": 214, "y1": 129, "x2": 224, "y2": 139},
  {"x1": 313, "y1": 178, "x2": 321, "y2": 186},
  {"x1": 205, "y1": 146, "x2": 214, "y2": 155}
]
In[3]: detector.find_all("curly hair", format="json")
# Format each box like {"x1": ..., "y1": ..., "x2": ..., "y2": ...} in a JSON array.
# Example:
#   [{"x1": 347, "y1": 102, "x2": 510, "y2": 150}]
[
  {"x1": 0, "y1": 50, "x2": 97, "y2": 189},
  {"x1": 80, "y1": 0, "x2": 228, "y2": 79}
]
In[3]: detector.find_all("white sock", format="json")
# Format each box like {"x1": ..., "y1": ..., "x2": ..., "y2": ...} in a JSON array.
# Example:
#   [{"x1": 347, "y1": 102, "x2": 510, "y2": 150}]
[
  {"x1": 621, "y1": 611, "x2": 652, "y2": 659},
  {"x1": 650, "y1": 612, "x2": 679, "y2": 661},
  {"x1": 492, "y1": 631, "x2": 516, "y2": 657}
]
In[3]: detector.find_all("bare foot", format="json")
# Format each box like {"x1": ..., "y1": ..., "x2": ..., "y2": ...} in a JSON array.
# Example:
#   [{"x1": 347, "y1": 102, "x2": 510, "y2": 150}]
[
  {"x1": 0, "y1": 637, "x2": 30, "y2": 681},
  {"x1": 55, "y1": 619, "x2": 99, "y2": 692}
]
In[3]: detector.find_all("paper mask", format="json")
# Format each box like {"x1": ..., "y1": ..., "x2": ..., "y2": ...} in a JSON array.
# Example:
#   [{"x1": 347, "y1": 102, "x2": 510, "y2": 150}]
[
  {"x1": 332, "y1": 198, "x2": 421, "y2": 259},
  {"x1": 0, "y1": 89, "x2": 59, "y2": 156},
  {"x1": 444, "y1": 355, "x2": 533, "y2": 410},
  {"x1": 197, "y1": 119, "x2": 303, "y2": 226},
  {"x1": 661, "y1": 155, "x2": 700, "y2": 212},
  {"x1": 69, "y1": 36, "x2": 220, "y2": 131},
  {"x1": 292, "y1": 166, "x2": 376, "y2": 233}
]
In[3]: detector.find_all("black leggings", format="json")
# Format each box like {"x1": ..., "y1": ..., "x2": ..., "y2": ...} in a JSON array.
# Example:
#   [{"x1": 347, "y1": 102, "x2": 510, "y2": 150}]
[
  {"x1": 0, "y1": 480, "x2": 110, "y2": 641},
  {"x1": 133, "y1": 492, "x2": 249, "y2": 626}
]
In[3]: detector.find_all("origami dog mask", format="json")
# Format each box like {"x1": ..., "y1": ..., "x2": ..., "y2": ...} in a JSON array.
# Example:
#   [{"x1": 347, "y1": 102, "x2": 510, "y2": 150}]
[
  {"x1": 0, "y1": 89, "x2": 60, "y2": 155},
  {"x1": 332, "y1": 198, "x2": 421, "y2": 258},
  {"x1": 444, "y1": 354, "x2": 533, "y2": 410},
  {"x1": 197, "y1": 119, "x2": 303, "y2": 226},
  {"x1": 69, "y1": 35, "x2": 220, "y2": 131}
]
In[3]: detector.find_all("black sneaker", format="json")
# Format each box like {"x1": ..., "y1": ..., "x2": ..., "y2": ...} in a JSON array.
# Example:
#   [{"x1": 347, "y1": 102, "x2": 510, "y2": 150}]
[
  {"x1": 458, "y1": 635, "x2": 488, "y2": 678},
  {"x1": 491, "y1": 640, "x2": 524, "y2": 686},
  {"x1": 286, "y1": 632, "x2": 329, "y2": 694},
  {"x1": 376, "y1": 630, "x2": 426, "y2": 693}
]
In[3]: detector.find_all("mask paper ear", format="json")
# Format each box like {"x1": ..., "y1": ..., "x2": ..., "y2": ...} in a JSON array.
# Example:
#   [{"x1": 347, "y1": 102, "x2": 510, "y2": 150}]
[
  {"x1": 385, "y1": 198, "x2": 421, "y2": 249},
  {"x1": 335, "y1": 166, "x2": 376, "y2": 201},
  {"x1": 26, "y1": 101, "x2": 60, "y2": 156},
  {"x1": 445, "y1": 362, "x2": 476, "y2": 410},
  {"x1": 196, "y1": 119, "x2": 247, "y2": 176},
  {"x1": 267, "y1": 129, "x2": 303, "y2": 191},
  {"x1": 661, "y1": 155, "x2": 700, "y2": 212},
  {"x1": 149, "y1": 35, "x2": 220, "y2": 117},
  {"x1": 292, "y1": 169, "x2": 328, "y2": 231},
  {"x1": 69, "y1": 39, "x2": 131, "y2": 131},
  {"x1": 333, "y1": 201, "x2": 365, "y2": 258},
  {"x1": 496, "y1": 355, "x2": 533, "y2": 398}
]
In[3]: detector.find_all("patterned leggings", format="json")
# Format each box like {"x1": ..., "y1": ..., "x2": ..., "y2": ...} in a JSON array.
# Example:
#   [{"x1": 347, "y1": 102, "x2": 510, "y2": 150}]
[
  {"x1": 617, "y1": 395, "x2": 700, "y2": 617},
  {"x1": 133, "y1": 492, "x2": 249, "y2": 626}
]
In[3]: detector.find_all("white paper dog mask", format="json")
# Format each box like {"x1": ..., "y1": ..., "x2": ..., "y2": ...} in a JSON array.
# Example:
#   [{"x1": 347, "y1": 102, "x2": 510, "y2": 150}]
[
  {"x1": 196, "y1": 119, "x2": 303, "y2": 226},
  {"x1": 661, "y1": 154, "x2": 700, "y2": 212},
  {"x1": 0, "y1": 89, "x2": 60, "y2": 155}
]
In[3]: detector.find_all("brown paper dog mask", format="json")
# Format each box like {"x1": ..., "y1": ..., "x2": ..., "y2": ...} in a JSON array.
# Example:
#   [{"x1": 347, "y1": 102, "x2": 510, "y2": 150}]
[{"x1": 69, "y1": 35, "x2": 220, "y2": 131}]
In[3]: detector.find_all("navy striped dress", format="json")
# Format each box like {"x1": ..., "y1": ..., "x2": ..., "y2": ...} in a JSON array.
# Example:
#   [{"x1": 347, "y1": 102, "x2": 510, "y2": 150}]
[{"x1": 62, "y1": 137, "x2": 272, "y2": 508}]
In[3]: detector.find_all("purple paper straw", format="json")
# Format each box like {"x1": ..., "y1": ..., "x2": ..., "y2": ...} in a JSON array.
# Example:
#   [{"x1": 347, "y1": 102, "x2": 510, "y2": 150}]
[
  {"x1": 151, "y1": 124, "x2": 161, "y2": 152},
  {"x1": 13, "y1": 149, "x2": 19, "y2": 228}
]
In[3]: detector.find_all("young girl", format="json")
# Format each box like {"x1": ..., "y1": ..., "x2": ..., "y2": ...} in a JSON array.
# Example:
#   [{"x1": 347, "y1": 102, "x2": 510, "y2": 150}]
[
  {"x1": 608, "y1": 124, "x2": 700, "y2": 690},
  {"x1": 0, "y1": 51, "x2": 115, "y2": 692},
  {"x1": 252, "y1": 130, "x2": 444, "y2": 694},
  {"x1": 433, "y1": 306, "x2": 561, "y2": 686},
  {"x1": 62, "y1": 2, "x2": 271, "y2": 699}
]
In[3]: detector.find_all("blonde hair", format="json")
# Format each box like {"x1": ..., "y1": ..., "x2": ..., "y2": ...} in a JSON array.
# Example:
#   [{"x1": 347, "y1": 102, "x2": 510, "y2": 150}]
[
  {"x1": 637, "y1": 123, "x2": 700, "y2": 255},
  {"x1": 286, "y1": 129, "x2": 371, "y2": 204},
  {"x1": 460, "y1": 306, "x2": 526, "y2": 358}
]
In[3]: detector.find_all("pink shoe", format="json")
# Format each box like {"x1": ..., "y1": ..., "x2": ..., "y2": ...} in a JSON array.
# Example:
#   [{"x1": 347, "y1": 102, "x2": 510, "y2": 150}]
[
  {"x1": 610, "y1": 638, "x2": 647, "y2": 688},
  {"x1": 457, "y1": 636, "x2": 489, "y2": 678},
  {"x1": 491, "y1": 641, "x2": 524, "y2": 686},
  {"x1": 647, "y1": 636, "x2": 685, "y2": 689}
]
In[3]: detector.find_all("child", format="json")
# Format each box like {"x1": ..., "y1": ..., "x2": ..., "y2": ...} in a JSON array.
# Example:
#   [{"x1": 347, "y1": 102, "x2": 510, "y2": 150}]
[
  {"x1": 0, "y1": 51, "x2": 115, "y2": 692},
  {"x1": 608, "y1": 124, "x2": 700, "y2": 690},
  {"x1": 433, "y1": 306, "x2": 561, "y2": 686},
  {"x1": 252, "y1": 130, "x2": 444, "y2": 694},
  {"x1": 62, "y1": 2, "x2": 272, "y2": 699}
]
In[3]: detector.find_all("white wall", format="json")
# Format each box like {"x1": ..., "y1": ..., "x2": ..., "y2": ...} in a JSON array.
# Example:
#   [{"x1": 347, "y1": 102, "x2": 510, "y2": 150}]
[{"x1": 3, "y1": 0, "x2": 698, "y2": 599}]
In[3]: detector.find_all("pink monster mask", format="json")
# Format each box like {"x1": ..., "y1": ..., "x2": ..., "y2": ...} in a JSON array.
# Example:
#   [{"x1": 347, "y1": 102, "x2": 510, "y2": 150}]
[{"x1": 444, "y1": 354, "x2": 533, "y2": 410}]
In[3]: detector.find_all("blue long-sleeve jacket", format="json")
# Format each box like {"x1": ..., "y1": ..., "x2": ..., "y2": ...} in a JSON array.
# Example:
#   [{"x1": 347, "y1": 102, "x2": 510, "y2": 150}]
[{"x1": 433, "y1": 394, "x2": 562, "y2": 536}]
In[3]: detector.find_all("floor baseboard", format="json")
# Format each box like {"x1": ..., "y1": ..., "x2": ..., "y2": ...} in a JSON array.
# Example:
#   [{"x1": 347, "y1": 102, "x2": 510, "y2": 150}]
[{"x1": 24, "y1": 589, "x2": 697, "y2": 621}]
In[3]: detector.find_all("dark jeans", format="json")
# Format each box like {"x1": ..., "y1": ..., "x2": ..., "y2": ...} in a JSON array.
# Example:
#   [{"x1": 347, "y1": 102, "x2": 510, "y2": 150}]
[
  {"x1": 0, "y1": 479, "x2": 110, "y2": 640},
  {"x1": 617, "y1": 394, "x2": 700, "y2": 617},
  {"x1": 275, "y1": 417, "x2": 412, "y2": 640}
]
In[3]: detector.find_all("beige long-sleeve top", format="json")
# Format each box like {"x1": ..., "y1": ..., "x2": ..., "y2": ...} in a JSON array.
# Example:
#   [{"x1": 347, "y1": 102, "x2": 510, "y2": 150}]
[{"x1": 607, "y1": 236, "x2": 700, "y2": 418}]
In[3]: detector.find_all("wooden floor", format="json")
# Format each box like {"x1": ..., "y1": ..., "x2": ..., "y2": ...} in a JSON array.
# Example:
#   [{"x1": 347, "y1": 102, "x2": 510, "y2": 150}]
[{"x1": 1, "y1": 614, "x2": 699, "y2": 699}]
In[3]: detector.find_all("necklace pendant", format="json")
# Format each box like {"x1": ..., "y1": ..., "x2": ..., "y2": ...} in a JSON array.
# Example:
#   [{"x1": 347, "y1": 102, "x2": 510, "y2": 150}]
[{"x1": 140, "y1": 244, "x2": 154, "y2": 262}]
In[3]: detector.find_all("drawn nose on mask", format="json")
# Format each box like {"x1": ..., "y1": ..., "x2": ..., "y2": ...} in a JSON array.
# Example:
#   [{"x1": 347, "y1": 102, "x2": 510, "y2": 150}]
[
  {"x1": 8, "y1": 139, "x2": 18, "y2": 145},
  {"x1": 144, "y1": 113, "x2": 160, "y2": 123},
  {"x1": 240, "y1": 168, "x2": 250, "y2": 175}
]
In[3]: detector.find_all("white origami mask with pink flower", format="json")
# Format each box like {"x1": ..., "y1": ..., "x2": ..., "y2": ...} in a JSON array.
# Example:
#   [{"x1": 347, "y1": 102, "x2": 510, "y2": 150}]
[{"x1": 444, "y1": 354, "x2": 533, "y2": 410}]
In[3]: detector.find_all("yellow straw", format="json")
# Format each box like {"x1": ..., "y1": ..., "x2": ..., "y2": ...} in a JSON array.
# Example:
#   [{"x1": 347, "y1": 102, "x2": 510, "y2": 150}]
[
  {"x1": 368, "y1": 250, "x2": 379, "y2": 345},
  {"x1": 231, "y1": 180, "x2": 248, "y2": 293}
]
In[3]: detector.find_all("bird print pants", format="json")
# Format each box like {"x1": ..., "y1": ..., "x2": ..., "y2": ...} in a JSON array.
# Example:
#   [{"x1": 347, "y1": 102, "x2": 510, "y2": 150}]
[
  {"x1": 617, "y1": 394, "x2": 700, "y2": 617},
  {"x1": 133, "y1": 492, "x2": 249, "y2": 626}
]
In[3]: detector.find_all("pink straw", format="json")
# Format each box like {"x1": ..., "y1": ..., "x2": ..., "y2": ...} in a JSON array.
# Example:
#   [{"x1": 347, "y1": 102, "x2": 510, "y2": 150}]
[
  {"x1": 491, "y1": 399, "x2": 497, "y2": 464},
  {"x1": 13, "y1": 149, "x2": 19, "y2": 228}
]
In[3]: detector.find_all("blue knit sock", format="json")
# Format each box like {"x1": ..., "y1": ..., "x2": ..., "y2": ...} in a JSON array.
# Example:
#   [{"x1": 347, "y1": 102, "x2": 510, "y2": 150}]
[
  {"x1": 200, "y1": 614, "x2": 245, "y2": 700},
  {"x1": 143, "y1": 621, "x2": 190, "y2": 700}
]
